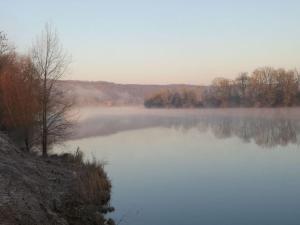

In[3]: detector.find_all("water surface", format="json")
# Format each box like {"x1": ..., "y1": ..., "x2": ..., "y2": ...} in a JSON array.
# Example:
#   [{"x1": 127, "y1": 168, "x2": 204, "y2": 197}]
[{"x1": 56, "y1": 107, "x2": 300, "y2": 225}]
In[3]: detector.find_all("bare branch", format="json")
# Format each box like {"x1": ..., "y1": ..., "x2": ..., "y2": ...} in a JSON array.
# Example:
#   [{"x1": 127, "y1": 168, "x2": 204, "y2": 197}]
[{"x1": 31, "y1": 23, "x2": 72, "y2": 156}]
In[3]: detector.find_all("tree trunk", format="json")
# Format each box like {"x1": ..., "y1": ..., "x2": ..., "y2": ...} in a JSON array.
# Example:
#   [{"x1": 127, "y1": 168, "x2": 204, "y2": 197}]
[
  {"x1": 42, "y1": 109, "x2": 47, "y2": 157},
  {"x1": 42, "y1": 76, "x2": 48, "y2": 157},
  {"x1": 24, "y1": 137, "x2": 30, "y2": 153}
]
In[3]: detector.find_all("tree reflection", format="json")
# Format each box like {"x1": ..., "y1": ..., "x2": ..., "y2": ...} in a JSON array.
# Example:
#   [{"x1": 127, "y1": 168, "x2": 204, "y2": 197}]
[
  {"x1": 208, "y1": 117, "x2": 299, "y2": 147},
  {"x1": 72, "y1": 109, "x2": 300, "y2": 148}
]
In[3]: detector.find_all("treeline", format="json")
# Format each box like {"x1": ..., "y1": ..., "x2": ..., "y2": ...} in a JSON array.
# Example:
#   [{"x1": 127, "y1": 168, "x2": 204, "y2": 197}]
[
  {"x1": 145, "y1": 67, "x2": 300, "y2": 108},
  {"x1": 144, "y1": 89, "x2": 202, "y2": 108},
  {"x1": 0, "y1": 25, "x2": 72, "y2": 155}
]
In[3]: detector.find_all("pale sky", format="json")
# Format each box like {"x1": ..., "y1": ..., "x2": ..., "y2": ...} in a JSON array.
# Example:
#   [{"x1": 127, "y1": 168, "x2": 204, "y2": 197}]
[{"x1": 1, "y1": 0, "x2": 300, "y2": 84}]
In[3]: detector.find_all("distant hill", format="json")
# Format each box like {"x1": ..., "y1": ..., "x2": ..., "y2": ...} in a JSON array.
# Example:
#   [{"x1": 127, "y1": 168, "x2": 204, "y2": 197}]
[{"x1": 57, "y1": 80, "x2": 204, "y2": 106}]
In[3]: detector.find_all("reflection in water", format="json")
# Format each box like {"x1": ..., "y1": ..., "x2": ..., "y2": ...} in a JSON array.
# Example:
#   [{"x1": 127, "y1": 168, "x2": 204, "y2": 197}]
[
  {"x1": 208, "y1": 117, "x2": 299, "y2": 147},
  {"x1": 59, "y1": 108, "x2": 300, "y2": 225},
  {"x1": 71, "y1": 108, "x2": 300, "y2": 148}
]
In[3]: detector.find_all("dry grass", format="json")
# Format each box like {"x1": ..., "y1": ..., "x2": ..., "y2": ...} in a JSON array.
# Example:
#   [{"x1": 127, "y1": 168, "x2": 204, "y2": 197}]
[
  {"x1": 63, "y1": 148, "x2": 112, "y2": 206},
  {"x1": 61, "y1": 148, "x2": 114, "y2": 225},
  {"x1": 77, "y1": 155, "x2": 112, "y2": 206},
  {"x1": 65, "y1": 147, "x2": 84, "y2": 164}
]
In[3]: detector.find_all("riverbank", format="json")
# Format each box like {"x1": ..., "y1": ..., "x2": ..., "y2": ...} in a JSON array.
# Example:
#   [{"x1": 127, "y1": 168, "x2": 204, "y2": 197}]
[{"x1": 0, "y1": 133, "x2": 114, "y2": 225}]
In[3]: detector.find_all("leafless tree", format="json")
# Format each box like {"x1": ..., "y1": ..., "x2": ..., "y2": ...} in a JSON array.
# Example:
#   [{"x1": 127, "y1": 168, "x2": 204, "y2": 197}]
[
  {"x1": 31, "y1": 24, "x2": 72, "y2": 157},
  {"x1": 235, "y1": 72, "x2": 249, "y2": 103},
  {"x1": 0, "y1": 31, "x2": 12, "y2": 72},
  {"x1": 212, "y1": 77, "x2": 233, "y2": 106},
  {"x1": 250, "y1": 67, "x2": 277, "y2": 106},
  {"x1": 0, "y1": 31, "x2": 9, "y2": 55}
]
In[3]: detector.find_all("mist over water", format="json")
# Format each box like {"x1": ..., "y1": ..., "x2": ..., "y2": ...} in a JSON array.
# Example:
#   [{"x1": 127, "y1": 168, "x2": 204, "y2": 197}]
[
  {"x1": 70, "y1": 107, "x2": 300, "y2": 148},
  {"x1": 57, "y1": 107, "x2": 300, "y2": 225}
]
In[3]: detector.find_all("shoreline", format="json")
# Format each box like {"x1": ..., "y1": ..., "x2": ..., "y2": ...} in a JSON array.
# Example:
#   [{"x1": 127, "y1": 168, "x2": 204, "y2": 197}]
[{"x1": 0, "y1": 134, "x2": 115, "y2": 225}]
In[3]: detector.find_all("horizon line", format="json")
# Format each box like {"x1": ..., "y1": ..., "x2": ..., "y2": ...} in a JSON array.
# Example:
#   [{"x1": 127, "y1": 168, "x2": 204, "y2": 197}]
[{"x1": 60, "y1": 79, "x2": 206, "y2": 86}]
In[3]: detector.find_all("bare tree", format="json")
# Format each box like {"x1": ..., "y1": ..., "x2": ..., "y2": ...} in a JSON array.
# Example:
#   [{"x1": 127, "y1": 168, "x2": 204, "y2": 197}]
[
  {"x1": 0, "y1": 31, "x2": 9, "y2": 55},
  {"x1": 0, "y1": 31, "x2": 13, "y2": 128},
  {"x1": 212, "y1": 77, "x2": 233, "y2": 106},
  {"x1": 0, "y1": 31, "x2": 12, "y2": 72},
  {"x1": 31, "y1": 24, "x2": 72, "y2": 157},
  {"x1": 250, "y1": 67, "x2": 277, "y2": 106},
  {"x1": 235, "y1": 72, "x2": 249, "y2": 105}
]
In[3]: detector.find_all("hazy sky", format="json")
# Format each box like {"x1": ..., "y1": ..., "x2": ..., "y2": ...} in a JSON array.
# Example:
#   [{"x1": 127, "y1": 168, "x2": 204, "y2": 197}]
[{"x1": 1, "y1": 0, "x2": 300, "y2": 84}]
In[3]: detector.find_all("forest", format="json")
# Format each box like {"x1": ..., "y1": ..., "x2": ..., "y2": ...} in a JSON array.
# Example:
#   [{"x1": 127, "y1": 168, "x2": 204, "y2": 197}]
[{"x1": 144, "y1": 68, "x2": 300, "y2": 108}]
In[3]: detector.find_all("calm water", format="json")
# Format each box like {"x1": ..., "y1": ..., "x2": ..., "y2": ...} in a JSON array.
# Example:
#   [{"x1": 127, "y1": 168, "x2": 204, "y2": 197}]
[{"x1": 56, "y1": 107, "x2": 300, "y2": 225}]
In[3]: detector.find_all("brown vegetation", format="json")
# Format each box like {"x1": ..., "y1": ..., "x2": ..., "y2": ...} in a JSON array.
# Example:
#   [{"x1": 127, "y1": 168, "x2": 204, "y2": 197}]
[
  {"x1": 0, "y1": 54, "x2": 40, "y2": 151},
  {"x1": 0, "y1": 26, "x2": 73, "y2": 155},
  {"x1": 61, "y1": 149, "x2": 114, "y2": 225}
]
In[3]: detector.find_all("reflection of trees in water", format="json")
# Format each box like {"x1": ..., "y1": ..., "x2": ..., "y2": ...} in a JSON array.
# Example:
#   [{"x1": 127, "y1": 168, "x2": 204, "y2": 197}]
[
  {"x1": 209, "y1": 118, "x2": 233, "y2": 139},
  {"x1": 73, "y1": 111, "x2": 300, "y2": 148},
  {"x1": 252, "y1": 119, "x2": 297, "y2": 147},
  {"x1": 209, "y1": 117, "x2": 299, "y2": 147}
]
